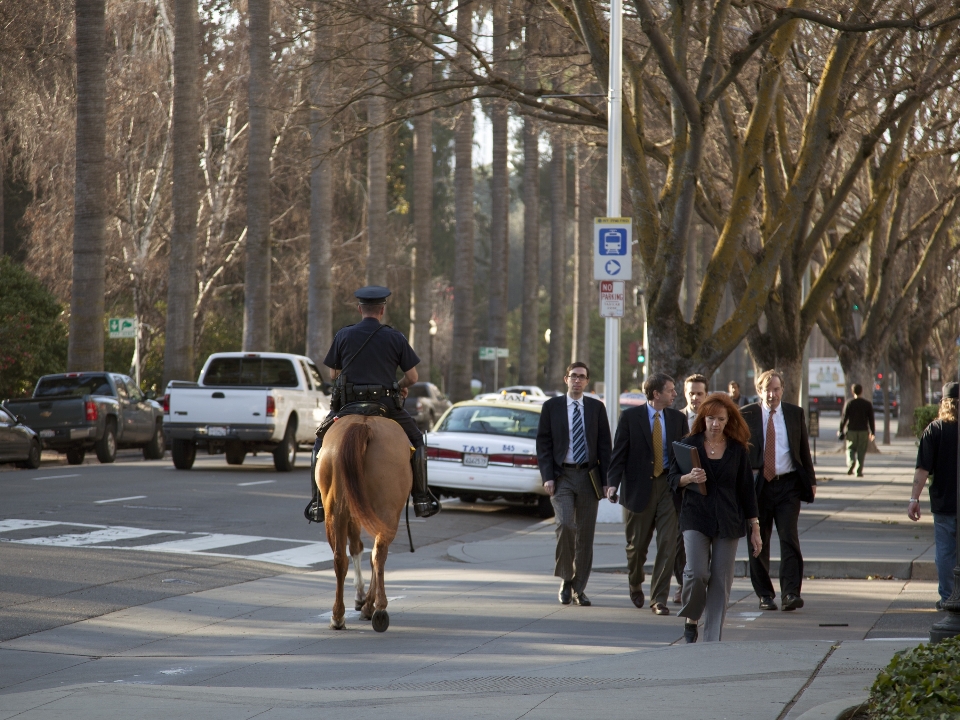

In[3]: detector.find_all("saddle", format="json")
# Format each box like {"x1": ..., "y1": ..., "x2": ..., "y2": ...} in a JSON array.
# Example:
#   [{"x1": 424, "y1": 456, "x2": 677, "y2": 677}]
[{"x1": 337, "y1": 401, "x2": 390, "y2": 418}]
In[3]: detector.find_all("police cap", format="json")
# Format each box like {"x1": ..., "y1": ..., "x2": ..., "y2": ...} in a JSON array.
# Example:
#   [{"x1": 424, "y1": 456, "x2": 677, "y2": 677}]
[
  {"x1": 354, "y1": 285, "x2": 391, "y2": 304},
  {"x1": 943, "y1": 382, "x2": 959, "y2": 400}
]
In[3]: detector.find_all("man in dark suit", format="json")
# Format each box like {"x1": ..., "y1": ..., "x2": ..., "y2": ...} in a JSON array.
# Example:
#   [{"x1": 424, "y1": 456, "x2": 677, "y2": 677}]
[
  {"x1": 607, "y1": 372, "x2": 689, "y2": 615},
  {"x1": 741, "y1": 369, "x2": 817, "y2": 612},
  {"x1": 536, "y1": 362, "x2": 613, "y2": 606}
]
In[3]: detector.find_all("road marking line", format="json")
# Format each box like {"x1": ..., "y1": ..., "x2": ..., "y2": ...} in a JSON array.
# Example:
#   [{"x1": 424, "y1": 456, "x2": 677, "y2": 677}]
[
  {"x1": 237, "y1": 480, "x2": 276, "y2": 487},
  {"x1": 137, "y1": 533, "x2": 264, "y2": 552},
  {"x1": 95, "y1": 496, "x2": 147, "y2": 504},
  {"x1": 0, "y1": 519, "x2": 68, "y2": 532},
  {"x1": 19, "y1": 526, "x2": 168, "y2": 546},
  {"x1": 248, "y1": 544, "x2": 334, "y2": 567},
  {"x1": 33, "y1": 474, "x2": 81, "y2": 480}
]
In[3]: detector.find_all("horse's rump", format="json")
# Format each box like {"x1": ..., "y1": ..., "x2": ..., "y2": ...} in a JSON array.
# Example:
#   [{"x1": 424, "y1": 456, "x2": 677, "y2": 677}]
[{"x1": 336, "y1": 420, "x2": 390, "y2": 537}]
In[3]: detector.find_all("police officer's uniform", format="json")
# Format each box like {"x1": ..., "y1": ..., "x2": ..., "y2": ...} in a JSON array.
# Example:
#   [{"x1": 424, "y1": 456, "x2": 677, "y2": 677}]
[{"x1": 306, "y1": 286, "x2": 440, "y2": 522}]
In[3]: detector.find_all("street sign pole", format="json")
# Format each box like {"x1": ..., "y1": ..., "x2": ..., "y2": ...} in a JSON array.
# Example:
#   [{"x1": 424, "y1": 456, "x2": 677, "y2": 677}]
[{"x1": 604, "y1": 0, "x2": 623, "y2": 434}]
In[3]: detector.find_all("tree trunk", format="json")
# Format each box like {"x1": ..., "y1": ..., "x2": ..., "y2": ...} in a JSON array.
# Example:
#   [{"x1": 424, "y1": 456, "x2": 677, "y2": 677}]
[
  {"x1": 163, "y1": 0, "x2": 199, "y2": 387},
  {"x1": 306, "y1": 7, "x2": 333, "y2": 367},
  {"x1": 892, "y1": 351, "x2": 924, "y2": 437},
  {"x1": 571, "y1": 143, "x2": 591, "y2": 368},
  {"x1": 69, "y1": 0, "x2": 107, "y2": 371},
  {"x1": 546, "y1": 133, "x2": 566, "y2": 390},
  {"x1": 411, "y1": 13, "x2": 433, "y2": 378},
  {"x1": 450, "y1": 0, "x2": 474, "y2": 402},
  {"x1": 518, "y1": 5, "x2": 540, "y2": 385},
  {"x1": 243, "y1": 0, "x2": 271, "y2": 351},
  {"x1": 365, "y1": 20, "x2": 387, "y2": 287},
  {"x1": 486, "y1": 0, "x2": 509, "y2": 390}
]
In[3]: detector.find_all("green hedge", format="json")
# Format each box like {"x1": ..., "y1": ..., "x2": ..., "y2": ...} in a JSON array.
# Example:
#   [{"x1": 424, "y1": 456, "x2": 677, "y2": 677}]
[
  {"x1": 868, "y1": 636, "x2": 960, "y2": 719},
  {"x1": 913, "y1": 405, "x2": 939, "y2": 439}
]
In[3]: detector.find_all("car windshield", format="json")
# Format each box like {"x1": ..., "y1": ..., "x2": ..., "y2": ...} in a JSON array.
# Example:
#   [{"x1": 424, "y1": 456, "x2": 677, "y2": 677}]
[
  {"x1": 34, "y1": 375, "x2": 113, "y2": 398},
  {"x1": 407, "y1": 385, "x2": 430, "y2": 398},
  {"x1": 203, "y1": 358, "x2": 299, "y2": 387},
  {"x1": 437, "y1": 405, "x2": 540, "y2": 438}
]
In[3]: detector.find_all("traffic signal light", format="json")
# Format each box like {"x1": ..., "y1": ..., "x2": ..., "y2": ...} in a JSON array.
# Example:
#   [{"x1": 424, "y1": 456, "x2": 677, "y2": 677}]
[{"x1": 637, "y1": 346, "x2": 646, "y2": 365}]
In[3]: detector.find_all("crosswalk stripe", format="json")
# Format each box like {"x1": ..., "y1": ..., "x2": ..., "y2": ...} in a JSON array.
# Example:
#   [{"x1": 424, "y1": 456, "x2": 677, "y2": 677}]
[
  {"x1": 19, "y1": 526, "x2": 170, "y2": 547},
  {"x1": 0, "y1": 520, "x2": 333, "y2": 568}
]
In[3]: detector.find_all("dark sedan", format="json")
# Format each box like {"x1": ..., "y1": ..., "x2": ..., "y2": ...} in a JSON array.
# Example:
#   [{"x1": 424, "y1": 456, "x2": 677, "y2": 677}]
[
  {"x1": 404, "y1": 382, "x2": 451, "y2": 432},
  {"x1": 0, "y1": 404, "x2": 41, "y2": 468}
]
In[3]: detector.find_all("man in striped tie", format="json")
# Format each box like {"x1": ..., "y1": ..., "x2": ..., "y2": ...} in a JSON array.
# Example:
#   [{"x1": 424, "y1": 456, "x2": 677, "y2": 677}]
[{"x1": 536, "y1": 363, "x2": 613, "y2": 606}]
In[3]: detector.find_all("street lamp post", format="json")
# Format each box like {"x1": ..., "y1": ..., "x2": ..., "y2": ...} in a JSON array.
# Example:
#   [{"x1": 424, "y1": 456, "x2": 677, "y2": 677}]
[{"x1": 930, "y1": 343, "x2": 960, "y2": 642}]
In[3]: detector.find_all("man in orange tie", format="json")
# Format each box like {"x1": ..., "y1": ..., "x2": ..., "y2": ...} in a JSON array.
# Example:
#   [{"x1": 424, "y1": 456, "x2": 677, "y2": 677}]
[{"x1": 741, "y1": 370, "x2": 817, "y2": 612}]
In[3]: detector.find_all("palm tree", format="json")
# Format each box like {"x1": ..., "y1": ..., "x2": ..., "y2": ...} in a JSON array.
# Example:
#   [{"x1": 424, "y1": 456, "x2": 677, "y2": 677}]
[
  {"x1": 450, "y1": 0, "x2": 474, "y2": 401},
  {"x1": 69, "y1": 0, "x2": 107, "y2": 371},
  {"x1": 307, "y1": 6, "x2": 333, "y2": 366},
  {"x1": 163, "y1": 0, "x2": 199, "y2": 386},
  {"x1": 243, "y1": 0, "x2": 271, "y2": 351},
  {"x1": 486, "y1": 0, "x2": 510, "y2": 391},
  {"x1": 546, "y1": 133, "x2": 566, "y2": 388},
  {"x1": 518, "y1": 2, "x2": 539, "y2": 385},
  {"x1": 571, "y1": 143, "x2": 592, "y2": 367},
  {"x1": 411, "y1": 2, "x2": 433, "y2": 376}
]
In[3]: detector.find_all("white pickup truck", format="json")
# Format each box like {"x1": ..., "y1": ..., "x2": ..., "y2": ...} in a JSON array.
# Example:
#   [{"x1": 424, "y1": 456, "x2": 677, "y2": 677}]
[{"x1": 162, "y1": 352, "x2": 330, "y2": 471}]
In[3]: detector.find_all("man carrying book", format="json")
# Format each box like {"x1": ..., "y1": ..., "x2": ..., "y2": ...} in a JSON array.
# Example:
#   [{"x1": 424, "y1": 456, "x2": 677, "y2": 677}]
[
  {"x1": 607, "y1": 372, "x2": 690, "y2": 615},
  {"x1": 536, "y1": 362, "x2": 613, "y2": 607}
]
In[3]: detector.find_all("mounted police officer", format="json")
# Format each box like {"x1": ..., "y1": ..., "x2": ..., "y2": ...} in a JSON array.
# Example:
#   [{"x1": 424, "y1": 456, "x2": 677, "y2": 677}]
[{"x1": 305, "y1": 286, "x2": 440, "y2": 522}]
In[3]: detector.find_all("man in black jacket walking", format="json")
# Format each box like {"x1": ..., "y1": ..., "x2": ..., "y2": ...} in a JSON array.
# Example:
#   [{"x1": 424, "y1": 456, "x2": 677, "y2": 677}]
[
  {"x1": 839, "y1": 384, "x2": 875, "y2": 476},
  {"x1": 536, "y1": 362, "x2": 612, "y2": 607},
  {"x1": 742, "y1": 369, "x2": 816, "y2": 612}
]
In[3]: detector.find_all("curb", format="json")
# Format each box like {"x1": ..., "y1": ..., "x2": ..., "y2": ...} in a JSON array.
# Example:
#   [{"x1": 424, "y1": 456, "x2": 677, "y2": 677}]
[{"x1": 794, "y1": 698, "x2": 867, "y2": 720}]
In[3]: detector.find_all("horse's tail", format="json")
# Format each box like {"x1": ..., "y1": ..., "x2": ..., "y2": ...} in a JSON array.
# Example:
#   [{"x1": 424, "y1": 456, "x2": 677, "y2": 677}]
[{"x1": 336, "y1": 420, "x2": 388, "y2": 537}]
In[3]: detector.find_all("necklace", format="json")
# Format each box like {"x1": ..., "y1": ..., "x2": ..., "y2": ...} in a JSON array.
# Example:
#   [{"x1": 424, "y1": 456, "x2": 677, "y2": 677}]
[{"x1": 705, "y1": 437, "x2": 726, "y2": 456}]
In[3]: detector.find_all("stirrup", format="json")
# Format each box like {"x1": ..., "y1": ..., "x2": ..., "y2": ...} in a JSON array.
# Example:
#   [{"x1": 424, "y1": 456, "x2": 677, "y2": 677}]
[
  {"x1": 303, "y1": 499, "x2": 324, "y2": 523},
  {"x1": 412, "y1": 495, "x2": 440, "y2": 518}
]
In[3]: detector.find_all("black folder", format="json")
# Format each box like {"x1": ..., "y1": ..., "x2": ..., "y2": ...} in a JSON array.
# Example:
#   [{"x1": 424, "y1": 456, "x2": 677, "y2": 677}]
[{"x1": 672, "y1": 441, "x2": 707, "y2": 495}]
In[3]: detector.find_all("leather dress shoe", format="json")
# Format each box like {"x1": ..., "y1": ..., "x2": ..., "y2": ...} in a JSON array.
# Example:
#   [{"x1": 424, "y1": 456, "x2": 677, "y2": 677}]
[
  {"x1": 672, "y1": 587, "x2": 682, "y2": 604},
  {"x1": 759, "y1": 596, "x2": 778, "y2": 611},
  {"x1": 683, "y1": 622, "x2": 698, "y2": 643},
  {"x1": 559, "y1": 581, "x2": 572, "y2": 605},
  {"x1": 651, "y1": 601, "x2": 670, "y2": 616},
  {"x1": 630, "y1": 590, "x2": 645, "y2": 609},
  {"x1": 572, "y1": 590, "x2": 591, "y2": 606},
  {"x1": 782, "y1": 593, "x2": 805, "y2": 611}
]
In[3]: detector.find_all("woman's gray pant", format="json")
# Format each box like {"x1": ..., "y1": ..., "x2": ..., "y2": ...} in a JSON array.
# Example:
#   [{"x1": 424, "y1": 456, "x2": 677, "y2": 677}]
[{"x1": 678, "y1": 531, "x2": 739, "y2": 642}]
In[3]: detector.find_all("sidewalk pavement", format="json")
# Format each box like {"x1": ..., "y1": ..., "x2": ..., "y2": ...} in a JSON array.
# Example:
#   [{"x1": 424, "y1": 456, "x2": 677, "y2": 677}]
[{"x1": 0, "y1": 432, "x2": 944, "y2": 719}]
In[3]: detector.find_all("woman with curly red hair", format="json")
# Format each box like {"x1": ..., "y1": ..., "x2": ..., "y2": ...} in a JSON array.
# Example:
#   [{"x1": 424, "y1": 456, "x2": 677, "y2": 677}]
[{"x1": 669, "y1": 392, "x2": 762, "y2": 643}]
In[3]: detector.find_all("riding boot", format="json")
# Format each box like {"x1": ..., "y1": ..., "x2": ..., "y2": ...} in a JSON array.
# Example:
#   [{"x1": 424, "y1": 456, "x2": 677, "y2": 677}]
[
  {"x1": 304, "y1": 417, "x2": 336, "y2": 523},
  {"x1": 411, "y1": 445, "x2": 440, "y2": 518}
]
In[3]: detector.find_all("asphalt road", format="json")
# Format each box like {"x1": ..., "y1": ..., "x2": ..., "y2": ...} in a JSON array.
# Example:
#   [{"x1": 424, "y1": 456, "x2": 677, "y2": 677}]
[{"x1": 0, "y1": 449, "x2": 544, "y2": 641}]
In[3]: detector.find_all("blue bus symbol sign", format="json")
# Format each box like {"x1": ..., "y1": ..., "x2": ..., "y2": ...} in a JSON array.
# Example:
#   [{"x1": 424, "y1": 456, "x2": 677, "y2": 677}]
[{"x1": 600, "y1": 228, "x2": 627, "y2": 255}]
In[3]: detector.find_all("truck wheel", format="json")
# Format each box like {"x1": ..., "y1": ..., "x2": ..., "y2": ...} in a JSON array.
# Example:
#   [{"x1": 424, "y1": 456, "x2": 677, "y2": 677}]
[
  {"x1": 537, "y1": 495, "x2": 555, "y2": 519},
  {"x1": 172, "y1": 439, "x2": 196, "y2": 470},
  {"x1": 143, "y1": 421, "x2": 165, "y2": 460},
  {"x1": 66, "y1": 447, "x2": 85, "y2": 465},
  {"x1": 95, "y1": 421, "x2": 117, "y2": 464},
  {"x1": 225, "y1": 442, "x2": 246, "y2": 465},
  {"x1": 273, "y1": 425, "x2": 296, "y2": 472},
  {"x1": 17, "y1": 441, "x2": 42, "y2": 470}
]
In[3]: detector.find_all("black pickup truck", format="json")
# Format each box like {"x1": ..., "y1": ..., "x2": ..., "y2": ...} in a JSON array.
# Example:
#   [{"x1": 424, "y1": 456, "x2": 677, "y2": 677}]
[{"x1": 4, "y1": 373, "x2": 165, "y2": 464}]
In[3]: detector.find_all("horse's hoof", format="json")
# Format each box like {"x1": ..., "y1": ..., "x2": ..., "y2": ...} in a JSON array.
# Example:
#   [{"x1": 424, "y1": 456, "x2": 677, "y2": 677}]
[
  {"x1": 360, "y1": 606, "x2": 373, "y2": 621},
  {"x1": 329, "y1": 618, "x2": 346, "y2": 630},
  {"x1": 355, "y1": 600, "x2": 364, "y2": 611},
  {"x1": 372, "y1": 610, "x2": 389, "y2": 633}
]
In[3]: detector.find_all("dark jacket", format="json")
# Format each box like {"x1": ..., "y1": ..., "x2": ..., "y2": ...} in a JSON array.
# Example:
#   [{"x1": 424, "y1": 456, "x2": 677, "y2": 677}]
[
  {"x1": 668, "y1": 433, "x2": 758, "y2": 539},
  {"x1": 536, "y1": 395, "x2": 612, "y2": 486},
  {"x1": 840, "y1": 397, "x2": 875, "y2": 435},
  {"x1": 916, "y1": 419, "x2": 958, "y2": 515},
  {"x1": 607, "y1": 405, "x2": 689, "y2": 514},
  {"x1": 741, "y1": 401, "x2": 816, "y2": 503}
]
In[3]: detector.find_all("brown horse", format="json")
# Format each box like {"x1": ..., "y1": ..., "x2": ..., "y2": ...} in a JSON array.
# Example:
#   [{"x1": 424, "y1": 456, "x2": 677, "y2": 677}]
[{"x1": 315, "y1": 414, "x2": 412, "y2": 632}]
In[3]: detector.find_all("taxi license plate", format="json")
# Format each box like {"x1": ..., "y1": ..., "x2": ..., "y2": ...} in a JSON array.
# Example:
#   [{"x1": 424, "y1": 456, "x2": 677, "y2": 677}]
[
  {"x1": 462, "y1": 453, "x2": 488, "y2": 468},
  {"x1": 207, "y1": 426, "x2": 228, "y2": 437},
  {"x1": 40, "y1": 429, "x2": 55, "y2": 438}
]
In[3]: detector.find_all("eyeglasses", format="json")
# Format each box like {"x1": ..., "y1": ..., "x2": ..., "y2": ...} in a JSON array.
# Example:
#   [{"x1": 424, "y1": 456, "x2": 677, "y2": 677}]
[{"x1": 566, "y1": 375, "x2": 588, "y2": 382}]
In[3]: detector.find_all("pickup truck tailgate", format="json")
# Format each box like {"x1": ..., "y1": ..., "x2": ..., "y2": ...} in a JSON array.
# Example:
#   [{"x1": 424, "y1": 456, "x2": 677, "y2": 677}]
[
  {"x1": 168, "y1": 389, "x2": 270, "y2": 425},
  {"x1": 5, "y1": 398, "x2": 88, "y2": 431}
]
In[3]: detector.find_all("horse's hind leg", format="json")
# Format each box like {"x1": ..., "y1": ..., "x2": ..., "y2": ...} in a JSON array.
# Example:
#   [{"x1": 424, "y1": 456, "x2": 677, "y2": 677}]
[
  {"x1": 326, "y1": 514, "x2": 349, "y2": 630},
  {"x1": 370, "y1": 534, "x2": 391, "y2": 632},
  {"x1": 348, "y1": 520, "x2": 366, "y2": 612}
]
